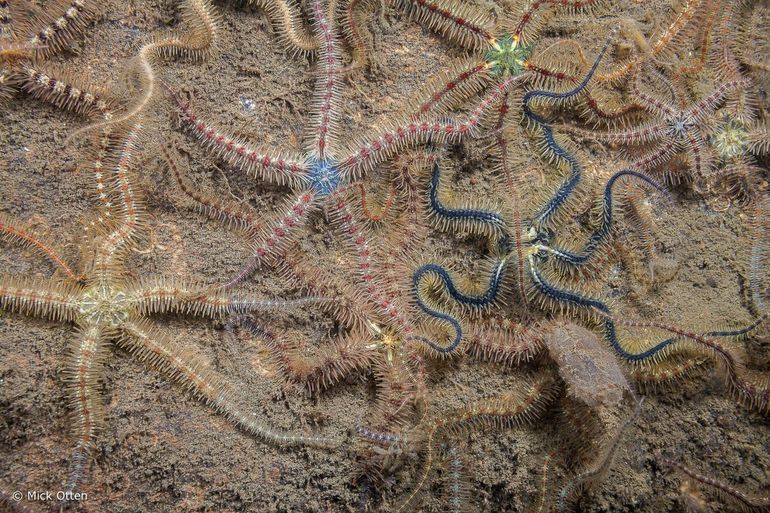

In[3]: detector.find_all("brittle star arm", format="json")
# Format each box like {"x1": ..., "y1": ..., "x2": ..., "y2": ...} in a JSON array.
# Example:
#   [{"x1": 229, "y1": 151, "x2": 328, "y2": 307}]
[
  {"x1": 68, "y1": 0, "x2": 219, "y2": 139},
  {"x1": 0, "y1": 275, "x2": 81, "y2": 321},
  {"x1": 91, "y1": 124, "x2": 146, "y2": 276},
  {"x1": 560, "y1": 120, "x2": 668, "y2": 145},
  {"x1": 0, "y1": 212, "x2": 80, "y2": 281},
  {"x1": 596, "y1": 0, "x2": 701, "y2": 83},
  {"x1": 126, "y1": 276, "x2": 329, "y2": 317},
  {"x1": 174, "y1": 94, "x2": 311, "y2": 189},
  {"x1": 389, "y1": 0, "x2": 495, "y2": 51},
  {"x1": 627, "y1": 139, "x2": 680, "y2": 171},
  {"x1": 410, "y1": 59, "x2": 494, "y2": 118},
  {"x1": 63, "y1": 324, "x2": 110, "y2": 493},
  {"x1": 508, "y1": 0, "x2": 606, "y2": 43},
  {"x1": 307, "y1": 0, "x2": 343, "y2": 160},
  {"x1": 162, "y1": 145, "x2": 317, "y2": 288},
  {"x1": 631, "y1": 71, "x2": 676, "y2": 118},
  {"x1": 683, "y1": 77, "x2": 749, "y2": 123},
  {"x1": 23, "y1": 0, "x2": 96, "y2": 58},
  {"x1": 225, "y1": 316, "x2": 379, "y2": 394},
  {"x1": 118, "y1": 319, "x2": 339, "y2": 448},
  {"x1": 682, "y1": 129, "x2": 709, "y2": 178},
  {"x1": 219, "y1": 191, "x2": 320, "y2": 289},
  {"x1": 247, "y1": 0, "x2": 319, "y2": 55},
  {"x1": 327, "y1": 193, "x2": 415, "y2": 334},
  {"x1": 338, "y1": 73, "x2": 527, "y2": 180},
  {"x1": 163, "y1": 142, "x2": 263, "y2": 232}
]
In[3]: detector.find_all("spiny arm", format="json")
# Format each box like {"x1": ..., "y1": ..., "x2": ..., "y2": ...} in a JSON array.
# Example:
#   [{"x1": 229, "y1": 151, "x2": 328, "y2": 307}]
[
  {"x1": 328, "y1": 195, "x2": 415, "y2": 334},
  {"x1": 339, "y1": 73, "x2": 527, "y2": 180},
  {"x1": 219, "y1": 191, "x2": 320, "y2": 290},
  {"x1": 18, "y1": 63, "x2": 116, "y2": 120},
  {"x1": 126, "y1": 276, "x2": 329, "y2": 318},
  {"x1": 538, "y1": 170, "x2": 665, "y2": 268},
  {"x1": 0, "y1": 275, "x2": 81, "y2": 322},
  {"x1": 22, "y1": 0, "x2": 97, "y2": 58},
  {"x1": 119, "y1": 320, "x2": 339, "y2": 448},
  {"x1": 0, "y1": 213, "x2": 80, "y2": 281},
  {"x1": 389, "y1": 0, "x2": 495, "y2": 51},
  {"x1": 173, "y1": 92, "x2": 310, "y2": 188},
  {"x1": 91, "y1": 123, "x2": 146, "y2": 277},
  {"x1": 307, "y1": 0, "x2": 343, "y2": 160},
  {"x1": 62, "y1": 325, "x2": 109, "y2": 494},
  {"x1": 247, "y1": 0, "x2": 319, "y2": 56},
  {"x1": 69, "y1": 0, "x2": 219, "y2": 139},
  {"x1": 161, "y1": 143, "x2": 262, "y2": 233}
]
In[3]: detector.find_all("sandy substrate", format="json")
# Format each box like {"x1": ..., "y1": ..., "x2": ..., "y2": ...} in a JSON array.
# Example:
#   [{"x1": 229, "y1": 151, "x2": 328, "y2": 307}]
[{"x1": 1, "y1": 1, "x2": 768, "y2": 512}]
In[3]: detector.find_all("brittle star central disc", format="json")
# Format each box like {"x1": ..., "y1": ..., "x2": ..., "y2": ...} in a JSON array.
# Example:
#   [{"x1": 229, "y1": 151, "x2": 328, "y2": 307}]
[
  {"x1": 485, "y1": 35, "x2": 531, "y2": 77},
  {"x1": 713, "y1": 118, "x2": 748, "y2": 159},
  {"x1": 309, "y1": 157, "x2": 341, "y2": 196},
  {"x1": 78, "y1": 284, "x2": 129, "y2": 326},
  {"x1": 665, "y1": 114, "x2": 696, "y2": 139}
]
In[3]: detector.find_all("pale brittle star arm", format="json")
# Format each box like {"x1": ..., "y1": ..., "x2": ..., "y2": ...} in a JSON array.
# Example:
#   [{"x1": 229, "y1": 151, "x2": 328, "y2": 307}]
[
  {"x1": 246, "y1": 0, "x2": 319, "y2": 55},
  {"x1": 561, "y1": 121, "x2": 668, "y2": 145},
  {"x1": 91, "y1": 124, "x2": 146, "y2": 276},
  {"x1": 0, "y1": 212, "x2": 80, "y2": 281},
  {"x1": 62, "y1": 324, "x2": 110, "y2": 493},
  {"x1": 71, "y1": 0, "x2": 219, "y2": 139},
  {"x1": 597, "y1": 0, "x2": 703, "y2": 83},
  {"x1": 328, "y1": 194, "x2": 415, "y2": 334},
  {"x1": 126, "y1": 275, "x2": 330, "y2": 317},
  {"x1": 0, "y1": 275, "x2": 81, "y2": 321},
  {"x1": 162, "y1": 143, "x2": 263, "y2": 233},
  {"x1": 119, "y1": 319, "x2": 339, "y2": 448},
  {"x1": 83, "y1": 128, "x2": 122, "y2": 234}
]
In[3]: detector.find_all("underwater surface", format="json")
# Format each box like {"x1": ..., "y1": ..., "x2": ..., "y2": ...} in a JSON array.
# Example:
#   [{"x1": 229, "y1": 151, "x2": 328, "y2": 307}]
[{"x1": 0, "y1": 0, "x2": 768, "y2": 511}]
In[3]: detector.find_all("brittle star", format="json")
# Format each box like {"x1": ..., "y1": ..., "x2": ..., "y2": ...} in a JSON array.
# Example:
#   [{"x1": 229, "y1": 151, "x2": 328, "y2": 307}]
[
  {"x1": 377, "y1": 0, "x2": 634, "y2": 123},
  {"x1": 561, "y1": 65, "x2": 750, "y2": 185},
  {"x1": 0, "y1": 122, "x2": 332, "y2": 499},
  {"x1": 169, "y1": 0, "x2": 522, "y2": 350}
]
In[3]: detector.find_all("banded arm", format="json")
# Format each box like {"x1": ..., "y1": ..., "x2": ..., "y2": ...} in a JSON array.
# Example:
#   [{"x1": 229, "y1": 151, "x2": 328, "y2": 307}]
[
  {"x1": 62, "y1": 324, "x2": 109, "y2": 493},
  {"x1": 339, "y1": 73, "x2": 527, "y2": 179},
  {"x1": 91, "y1": 124, "x2": 146, "y2": 276},
  {"x1": 0, "y1": 212, "x2": 80, "y2": 281},
  {"x1": 175, "y1": 96, "x2": 310, "y2": 189},
  {"x1": 329, "y1": 195, "x2": 416, "y2": 335},
  {"x1": 389, "y1": 0, "x2": 495, "y2": 51},
  {"x1": 221, "y1": 191, "x2": 320, "y2": 290},
  {"x1": 307, "y1": 0, "x2": 343, "y2": 160},
  {"x1": 247, "y1": 0, "x2": 319, "y2": 55}
]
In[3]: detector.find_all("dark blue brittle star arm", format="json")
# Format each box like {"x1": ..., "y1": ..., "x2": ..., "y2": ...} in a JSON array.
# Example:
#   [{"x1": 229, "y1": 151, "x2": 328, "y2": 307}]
[
  {"x1": 537, "y1": 169, "x2": 666, "y2": 267},
  {"x1": 523, "y1": 34, "x2": 613, "y2": 227},
  {"x1": 526, "y1": 255, "x2": 677, "y2": 363}
]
